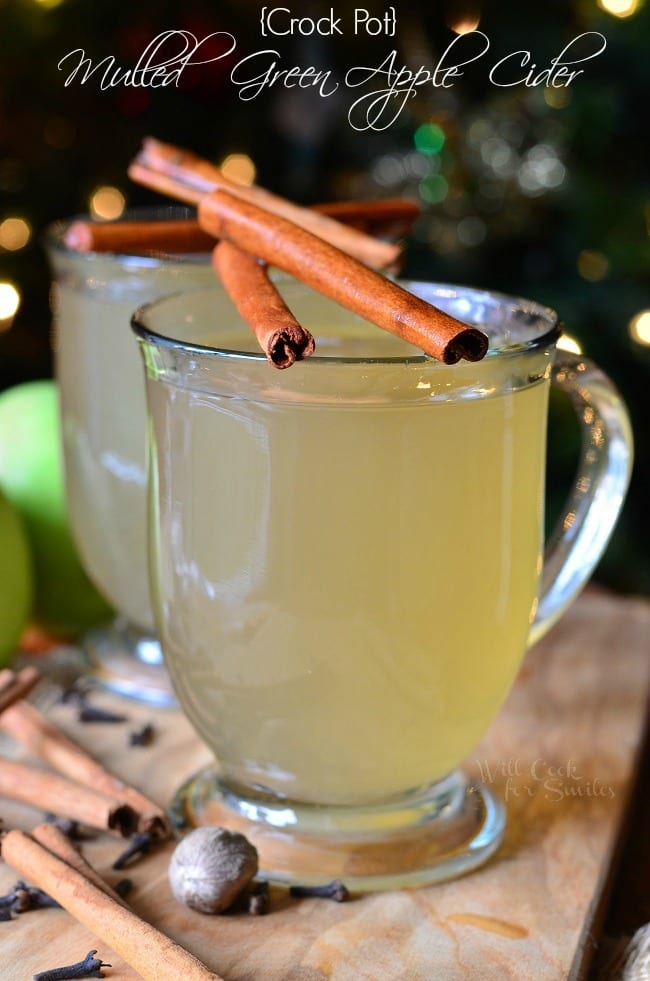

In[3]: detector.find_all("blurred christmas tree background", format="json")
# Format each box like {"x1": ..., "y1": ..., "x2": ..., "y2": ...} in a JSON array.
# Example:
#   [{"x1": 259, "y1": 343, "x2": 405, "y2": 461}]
[{"x1": 0, "y1": 0, "x2": 648, "y2": 592}]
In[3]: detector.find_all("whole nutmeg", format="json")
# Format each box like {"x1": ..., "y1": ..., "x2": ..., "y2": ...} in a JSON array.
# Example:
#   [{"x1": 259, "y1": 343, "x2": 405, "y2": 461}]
[{"x1": 168, "y1": 826, "x2": 258, "y2": 914}]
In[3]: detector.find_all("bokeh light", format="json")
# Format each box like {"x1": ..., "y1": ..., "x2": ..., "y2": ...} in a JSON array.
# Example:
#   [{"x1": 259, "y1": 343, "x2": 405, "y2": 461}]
[
  {"x1": 544, "y1": 87, "x2": 572, "y2": 109},
  {"x1": 481, "y1": 137, "x2": 516, "y2": 177},
  {"x1": 629, "y1": 310, "x2": 650, "y2": 346},
  {"x1": 0, "y1": 283, "x2": 20, "y2": 329},
  {"x1": 419, "y1": 175, "x2": 449, "y2": 204},
  {"x1": 577, "y1": 250, "x2": 610, "y2": 281},
  {"x1": 0, "y1": 218, "x2": 31, "y2": 251},
  {"x1": 557, "y1": 335, "x2": 583, "y2": 355},
  {"x1": 371, "y1": 155, "x2": 404, "y2": 187},
  {"x1": 447, "y1": 12, "x2": 480, "y2": 34},
  {"x1": 597, "y1": 0, "x2": 640, "y2": 17},
  {"x1": 414, "y1": 124, "x2": 445, "y2": 156},
  {"x1": 89, "y1": 186, "x2": 126, "y2": 221},
  {"x1": 457, "y1": 216, "x2": 486, "y2": 246},
  {"x1": 518, "y1": 144, "x2": 566, "y2": 196},
  {"x1": 403, "y1": 152, "x2": 432, "y2": 178},
  {"x1": 220, "y1": 154, "x2": 257, "y2": 186}
]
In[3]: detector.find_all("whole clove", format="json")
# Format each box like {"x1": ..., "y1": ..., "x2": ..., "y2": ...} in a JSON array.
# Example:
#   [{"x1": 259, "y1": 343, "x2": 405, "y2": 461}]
[
  {"x1": 78, "y1": 704, "x2": 128, "y2": 725},
  {"x1": 60, "y1": 681, "x2": 128, "y2": 725},
  {"x1": 248, "y1": 880, "x2": 269, "y2": 916},
  {"x1": 19, "y1": 882, "x2": 61, "y2": 911},
  {"x1": 112, "y1": 831, "x2": 154, "y2": 870},
  {"x1": 44, "y1": 815, "x2": 97, "y2": 841},
  {"x1": 11, "y1": 884, "x2": 32, "y2": 913},
  {"x1": 290, "y1": 879, "x2": 349, "y2": 903},
  {"x1": 129, "y1": 722, "x2": 155, "y2": 747},
  {"x1": 33, "y1": 949, "x2": 112, "y2": 981},
  {"x1": 114, "y1": 878, "x2": 133, "y2": 899},
  {"x1": 0, "y1": 880, "x2": 61, "y2": 913},
  {"x1": 59, "y1": 680, "x2": 94, "y2": 706}
]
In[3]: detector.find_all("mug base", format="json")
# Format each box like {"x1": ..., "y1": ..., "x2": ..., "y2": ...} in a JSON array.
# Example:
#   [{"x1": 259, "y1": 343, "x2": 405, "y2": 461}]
[
  {"x1": 169, "y1": 765, "x2": 505, "y2": 891},
  {"x1": 82, "y1": 617, "x2": 177, "y2": 708}
]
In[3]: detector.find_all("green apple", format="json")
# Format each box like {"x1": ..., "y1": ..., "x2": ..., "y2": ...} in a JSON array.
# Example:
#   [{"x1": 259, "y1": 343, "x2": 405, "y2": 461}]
[
  {"x1": 0, "y1": 380, "x2": 112, "y2": 638},
  {"x1": 0, "y1": 488, "x2": 32, "y2": 666}
]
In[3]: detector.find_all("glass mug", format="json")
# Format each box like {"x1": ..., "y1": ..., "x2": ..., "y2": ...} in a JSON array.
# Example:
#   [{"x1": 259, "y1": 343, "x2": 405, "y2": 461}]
[
  {"x1": 47, "y1": 210, "x2": 215, "y2": 704},
  {"x1": 132, "y1": 281, "x2": 632, "y2": 888}
]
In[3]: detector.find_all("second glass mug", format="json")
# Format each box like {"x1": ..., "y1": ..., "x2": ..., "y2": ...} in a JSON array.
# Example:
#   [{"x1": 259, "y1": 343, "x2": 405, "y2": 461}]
[
  {"x1": 48, "y1": 210, "x2": 215, "y2": 704},
  {"x1": 133, "y1": 281, "x2": 632, "y2": 888}
]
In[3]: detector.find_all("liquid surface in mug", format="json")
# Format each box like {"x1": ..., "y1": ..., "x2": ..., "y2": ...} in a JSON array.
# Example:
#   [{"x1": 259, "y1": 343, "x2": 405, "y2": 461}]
[{"x1": 148, "y1": 322, "x2": 548, "y2": 807}]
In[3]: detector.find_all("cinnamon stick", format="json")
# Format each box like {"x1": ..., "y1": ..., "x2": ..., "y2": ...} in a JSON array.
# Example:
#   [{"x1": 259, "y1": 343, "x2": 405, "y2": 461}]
[
  {"x1": 0, "y1": 759, "x2": 137, "y2": 836},
  {"x1": 0, "y1": 700, "x2": 170, "y2": 839},
  {"x1": 0, "y1": 666, "x2": 41, "y2": 714},
  {"x1": 64, "y1": 218, "x2": 214, "y2": 255},
  {"x1": 199, "y1": 190, "x2": 488, "y2": 365},
  {"x1": 313, "y1": 198, "x2": 421, "y2": 234},
  {"x1": 212, "y1": 242, "x2": 315, "y2": 368},
  {"x1": 1, "y1": 830, "x2": 223, "y2": 981},
  {"x1": 63, "y1": 199, "x2": 420, "y2": 255},
  {"x1": 31, "y1": 822, "x2": 128, "y2": 907},
  {"x1": 130, "y1": 137, "x2": 401, "y2": 271}
]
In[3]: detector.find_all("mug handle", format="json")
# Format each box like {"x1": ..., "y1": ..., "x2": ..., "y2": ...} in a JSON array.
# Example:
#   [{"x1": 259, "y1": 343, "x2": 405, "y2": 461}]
[{"x1": 529, "y1": 352, "x2": 634, "y2": 646}]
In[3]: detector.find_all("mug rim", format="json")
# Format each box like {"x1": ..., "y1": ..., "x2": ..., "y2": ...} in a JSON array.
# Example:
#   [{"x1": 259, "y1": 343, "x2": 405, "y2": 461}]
[{"x1": 131, "y1": 281, "x2": 562, "y2": 368}]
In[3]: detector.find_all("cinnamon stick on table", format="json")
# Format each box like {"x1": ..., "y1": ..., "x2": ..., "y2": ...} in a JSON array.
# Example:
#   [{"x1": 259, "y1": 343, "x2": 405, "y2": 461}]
[
  {"x1": 212, "y1": 242, "x2": 315, "y2": 368},
  {"x1": 63, "y1": 199, "x2": 421, "y2": 255},
  {"x1": 0, "y1": 700, "x2": 170, "y2": 840},
  {"x1": 130, "y1": 137, "x2": 402, "y2": 271},
  {"x1": 198, "y1": 190, "x2": 488, "y2": 365},
  {"x1": 31, "y1": 822, "x2": 129, "y2": 907},
  {"x1": 0, "y1": 666, "x2": 41, "y2": 714},
  {"x1": 0, "y1": 759, "x2": 138, "y2": 836},
  {"x1": 1, "y1": 830, "x2": 223, "y2": 981}
]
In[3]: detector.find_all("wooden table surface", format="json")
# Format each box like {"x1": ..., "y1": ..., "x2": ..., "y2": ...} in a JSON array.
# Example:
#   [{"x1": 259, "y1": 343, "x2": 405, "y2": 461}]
[{"x1": 1, "y1": 589, "x2": 649, "y2": 981}]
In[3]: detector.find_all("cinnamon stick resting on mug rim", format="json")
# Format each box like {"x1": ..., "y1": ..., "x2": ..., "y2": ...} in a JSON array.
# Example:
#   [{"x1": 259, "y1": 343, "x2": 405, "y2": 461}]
[
  {"x1": 213, "y1": 242, "x2": 315, "y2": 369},
  {"x1": 63, "y1": 198, "x2": 420, "y2": 256},
  {"x1": 129, "y1": 137, "x2": 402, "y2": 271},
  {"x1": 64, "y1": 218, "x2": 215, "y2": 255},
  {"x1": 64, "y1": 213, "x2": 316, "y2": 367},
  {"x1": 198, "y1": 190, "x2": 488, "y2": 365}
]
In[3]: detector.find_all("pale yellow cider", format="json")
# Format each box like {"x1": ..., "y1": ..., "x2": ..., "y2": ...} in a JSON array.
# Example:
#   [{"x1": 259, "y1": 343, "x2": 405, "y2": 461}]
[
  {"x1": 53, "y1": 251, "x2": 213, "y2": 631},
  {"x1": 148, "y1": 320, "x2": 548, "y2": 807}
]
